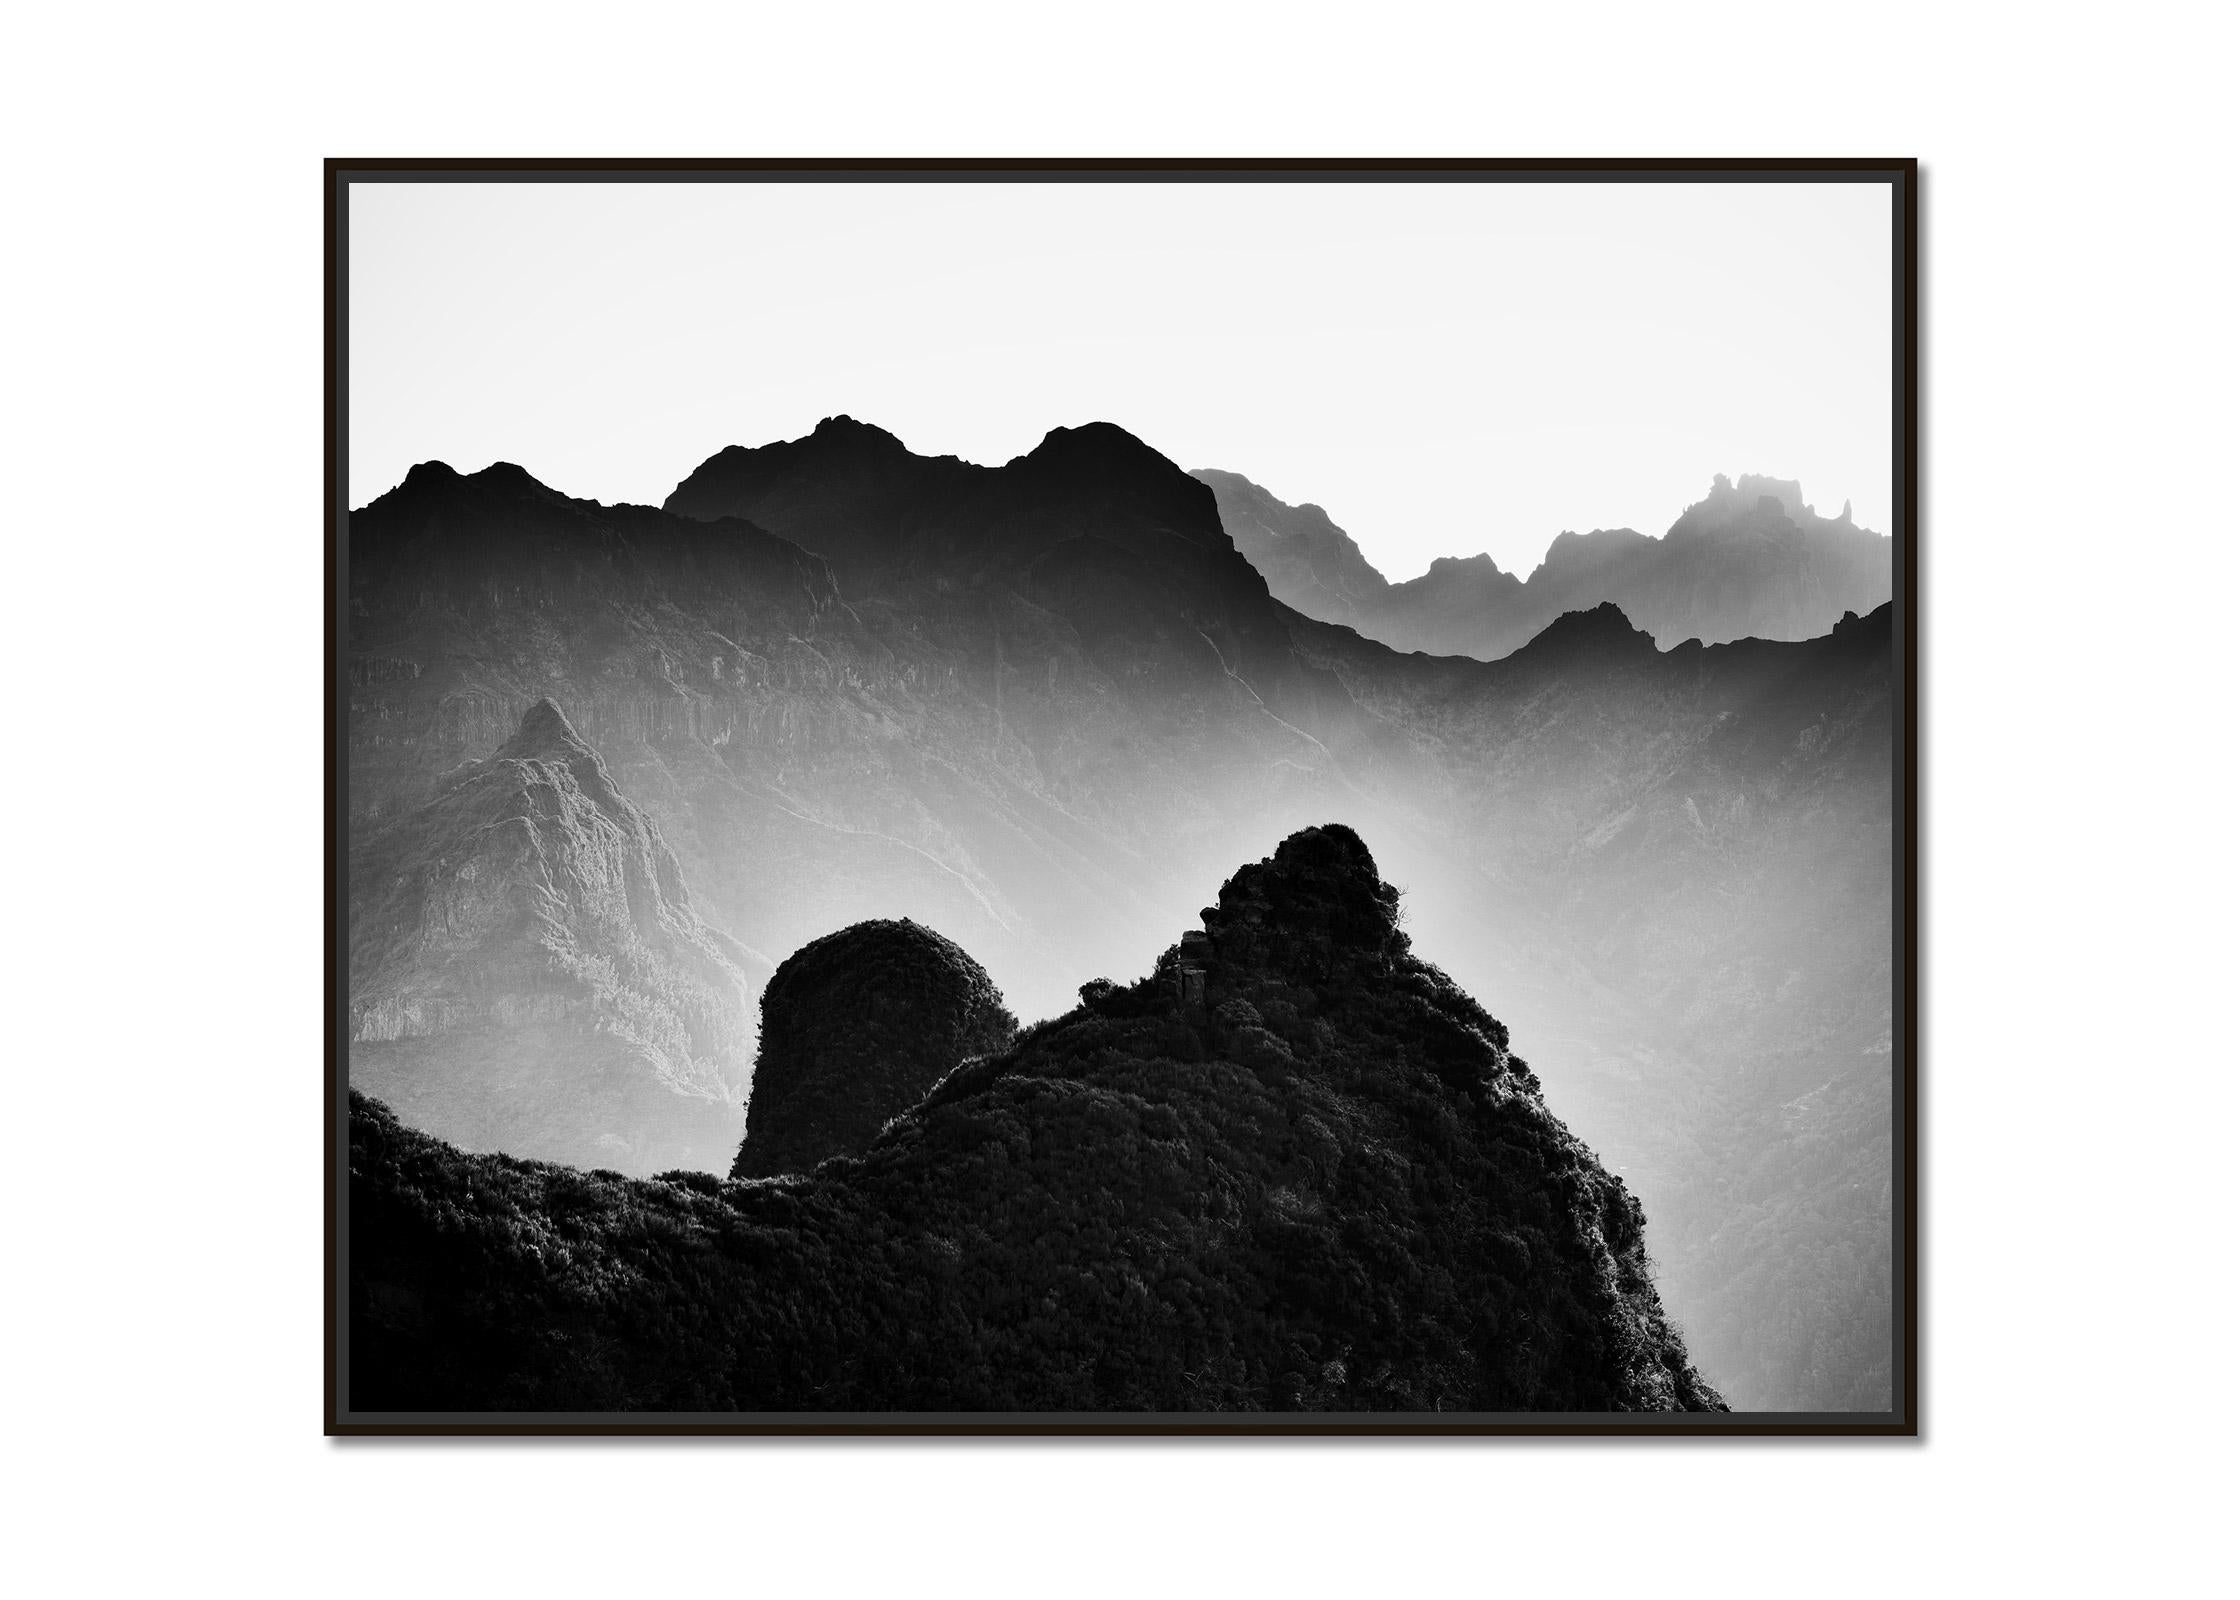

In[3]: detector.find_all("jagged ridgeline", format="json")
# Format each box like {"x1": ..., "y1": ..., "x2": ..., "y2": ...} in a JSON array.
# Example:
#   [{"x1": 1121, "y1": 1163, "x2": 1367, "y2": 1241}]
[
  {"x1": 348, "y1": 697, "x2": 768, "y2": 1174},
  {"x1": 350, "y1": 826, "x2": 1725, "y2": 1414},
  {"x1": 1196, "y1": 466, "x2": 1891, "y2": 660}
]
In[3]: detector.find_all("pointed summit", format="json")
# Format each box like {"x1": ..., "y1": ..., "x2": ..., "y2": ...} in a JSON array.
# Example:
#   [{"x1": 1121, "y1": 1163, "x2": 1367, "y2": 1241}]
[
  {"x1": 1507, "y1": 602, "x2": 1660, "y2": 669},
  {"x1": 807, "y1": 414, "x2": 907, "y2": 448},
  {"x1": 500, "y1": 695, "x2": 588, "y2": 759},
  {"x1": 399, "y1": 460, "x2": 464, "y2": 492},
  {"x1": 1018, "y1": 419, "x2": 1163, "y2": 465},
  {"x1": 490, "y1": 697, "x2": 632, "y2": 815}
]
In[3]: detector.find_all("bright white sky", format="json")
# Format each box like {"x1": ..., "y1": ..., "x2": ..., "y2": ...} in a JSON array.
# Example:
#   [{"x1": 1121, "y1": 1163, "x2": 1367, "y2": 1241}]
[{"x1": 350, "y1": 180, "x2": 1893, "y2": 580}]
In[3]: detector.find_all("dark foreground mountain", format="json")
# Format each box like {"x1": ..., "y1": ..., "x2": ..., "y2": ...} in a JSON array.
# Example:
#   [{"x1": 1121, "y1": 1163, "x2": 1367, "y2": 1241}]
[
  {"x1": 1195, "y1": 467, "x2": 1892, "y2": 658},
  {"x1": 733, "y1": 918, "x2": 1017, "y2": 1179},
  {"x1": 349, "y1": 826, "x2": 1725, "y2": 1414},
  {"x1": 348, "y1": 697, "x2": 764, "y2": 1174},
  {"x1": 349, "y1": 421, "x2": 1892, "y2": 1410}
]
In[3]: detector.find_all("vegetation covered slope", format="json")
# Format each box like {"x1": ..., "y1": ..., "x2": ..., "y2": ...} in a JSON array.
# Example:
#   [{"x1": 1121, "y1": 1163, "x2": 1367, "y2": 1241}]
[
  {"x1": 734, "y1": 918, "x2": 1018, "y2": 1179},
  {"x1": 349, "y1": 826, "x2": 1724, "y2": 1415}
]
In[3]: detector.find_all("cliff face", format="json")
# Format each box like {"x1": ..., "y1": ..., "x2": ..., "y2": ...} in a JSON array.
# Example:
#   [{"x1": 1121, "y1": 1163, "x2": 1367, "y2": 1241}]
[
  {"x1": 348, "y1": 697, "x2": 764, "y2": 1174},
  {"x1": 733, "y1": 918, "x2": 1017, "y2": 1179},
  {"x1": 1192, "y1": 467, "x2": 1892, "y2": 657},
  {"x1": 349, "y1": 826, "x2": 1725, "y2": 1415}
]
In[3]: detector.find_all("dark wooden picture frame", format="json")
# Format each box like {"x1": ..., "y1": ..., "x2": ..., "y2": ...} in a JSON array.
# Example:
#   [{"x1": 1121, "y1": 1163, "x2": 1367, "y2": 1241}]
[{"x1": 327, "y1": 158, "x2": 1918, "y2": 1436}]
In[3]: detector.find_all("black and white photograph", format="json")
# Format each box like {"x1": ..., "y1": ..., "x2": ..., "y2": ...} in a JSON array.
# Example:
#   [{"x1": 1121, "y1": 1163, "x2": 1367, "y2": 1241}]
[
  {"x1": 331, "y1": 164, "x2": 1914, "y2": 1429},
  {"x1": 14, "y1": 1, "x2": 2240, "y2": 1592}
]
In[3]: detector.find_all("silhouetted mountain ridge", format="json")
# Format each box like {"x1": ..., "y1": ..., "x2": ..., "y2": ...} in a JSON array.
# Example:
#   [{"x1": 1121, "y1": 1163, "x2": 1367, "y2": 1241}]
[
  {"x1": 350, "y1": 825, "x2": 1726, "y2": 1414},
  {"x1": 1192, "y1": 467, "x2": 1891, "y2": 658}
]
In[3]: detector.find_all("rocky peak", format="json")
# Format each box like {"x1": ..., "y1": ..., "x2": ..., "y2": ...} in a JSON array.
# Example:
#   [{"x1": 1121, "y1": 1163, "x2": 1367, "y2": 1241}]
[
  {"x1": 490, "y1": 696, "x2": 631, "y2": 817},
  {"x1": 1527, "y1": 526, "x2": 1654, "y2": 585},
  {"x1": 498, "y1": 695, "x2": 589, "y2": 759},
  {"x1": 1507, "y1": 601, "x2": 1660, "y2": 667},
  {"x1": 1686, "y1": 473, "x2": 1815, "y2": 533},
  {"x1": 467, "y1": 460, "x2": 554, "y2": 496},
  {"x1": 1018, "y1": 419, "x2": 1167, "y2": 470},
  {"x1": 810, "y1": 413, "x2": 903, "y2": 445},
  {"x1": 1190, "y1": 823, "x2": 1409, "y2": 987},
  {"x1": 398, "y1": 459, "x2": 463, "y2": 493},
  {"x1": 374, "y1": 459, "x2": 569, "y2": 517},
  {"x1": 1734, "y1": 473, "x2": 1808, "y2": 517},
  {"x1": 1427, "y1": 552, "x2": 1499, "y2": 575}
]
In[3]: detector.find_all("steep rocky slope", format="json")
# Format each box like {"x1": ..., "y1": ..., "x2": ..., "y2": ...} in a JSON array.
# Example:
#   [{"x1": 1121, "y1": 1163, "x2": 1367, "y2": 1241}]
[
  {"x1": 348, "y1": 827, "x2": 1725, "y2": 1415},
  {"x1": 1193, "y1": 467, "x2": 1892, "y2": 657},
  {"x1": 348, "y1": 697, "x2": 764, "y2": 1174},
  {"x1": 733, "y1": 918, "x2": 1017, "y2": 1179}
]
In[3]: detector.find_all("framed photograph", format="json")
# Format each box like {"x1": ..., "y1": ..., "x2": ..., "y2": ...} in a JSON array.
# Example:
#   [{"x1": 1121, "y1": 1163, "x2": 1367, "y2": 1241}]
[{"x1": 328, "y1": 159, "x2": 1916, "y2": 1435}]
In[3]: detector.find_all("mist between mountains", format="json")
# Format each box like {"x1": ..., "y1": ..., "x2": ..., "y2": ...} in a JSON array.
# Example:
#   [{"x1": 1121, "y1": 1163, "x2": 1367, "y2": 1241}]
[{"x1": 344, "y1": 417, "x2": 1894, "y2": 1417}]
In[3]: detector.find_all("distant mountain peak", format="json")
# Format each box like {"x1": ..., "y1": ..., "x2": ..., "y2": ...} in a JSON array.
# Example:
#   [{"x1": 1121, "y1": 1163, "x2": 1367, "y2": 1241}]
[
  {"x1": 802, "y1": 414, "x2": 912, "y2": 454},
  {"x1": 469, "y1": 460, "x2": 550, "y2": 492},
  {"x1": 388, "y1": 459, "x2": 563, "y2": 506},
  {"x1": 499, "y1": 695, "x2": 589, "y2": 759},
  {"x1": 399, "y1": 460, "x2": 463, "y2": 491},
  {"x1": 489, "y1": 697, "x2": 633, "y2": 817},
  {"x1": 1552, "y1": 599, "x2": 1645, "y2": 633},
  {"x1": 1699, "y1": 472, "x2": 1811, "y2": 524},
  {"x1": 1017, "y1": 419, "x2": 1167, "y2": 471},
  {"x1": 1510, "y1": 601, "x2": 1660, "y2": 666}
]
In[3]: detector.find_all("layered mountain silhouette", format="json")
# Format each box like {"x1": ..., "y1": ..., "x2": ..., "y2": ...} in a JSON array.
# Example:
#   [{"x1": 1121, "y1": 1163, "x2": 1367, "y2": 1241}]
[
  {"x1": 346, "y1": 418, "x2": 1894, "y2": 1411},
  {"x1": 348, "y1": 696, "x2": 764, "y2": 1174},
  {"x1": 349, "y1": 826, "x2": 1725, "y2": 1414},
  {"x1": 1194, "y1": 466, "x2": 1891, "y2": 658}
]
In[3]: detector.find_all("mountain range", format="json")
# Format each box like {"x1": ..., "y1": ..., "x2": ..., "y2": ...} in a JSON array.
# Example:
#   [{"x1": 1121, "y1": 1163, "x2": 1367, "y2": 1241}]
[
  {"x1": 350, "y1": 826, "x2": 1726, "y2": 1414},
  {"x1": 345, "y1": 416, "x2": 1894, "y2": 1410},
  {"x1": 1194, "y1": 466, "x2": 1891, "y2": 658}
]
